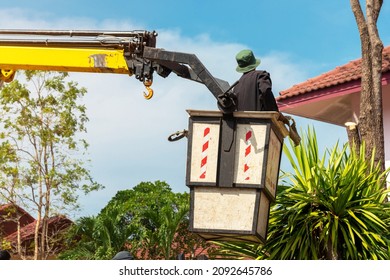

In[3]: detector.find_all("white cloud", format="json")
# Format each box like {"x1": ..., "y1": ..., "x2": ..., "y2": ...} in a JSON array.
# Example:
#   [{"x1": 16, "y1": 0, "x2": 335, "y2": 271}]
[
  {"x1": 0, "y1": 9, "x2": 313, "y2": 218},
  {"x1": 260, "y1": 51, "x2": 309, "y2": 94}
]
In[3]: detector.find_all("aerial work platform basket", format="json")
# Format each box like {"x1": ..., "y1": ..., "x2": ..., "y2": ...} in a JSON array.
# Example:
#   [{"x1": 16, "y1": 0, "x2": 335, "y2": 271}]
[{"x1": 185, "y1": 110, "x2": 290, "y2": 243}]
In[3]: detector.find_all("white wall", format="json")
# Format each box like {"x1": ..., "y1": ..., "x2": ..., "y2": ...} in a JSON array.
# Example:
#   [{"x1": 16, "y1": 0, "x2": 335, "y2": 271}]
[
  {"x1": 383, "y1": 85, "x2": 390, "y2": 165},
  {"x1": 383, "y1": 84, "x2": 390, "y2": 186}
]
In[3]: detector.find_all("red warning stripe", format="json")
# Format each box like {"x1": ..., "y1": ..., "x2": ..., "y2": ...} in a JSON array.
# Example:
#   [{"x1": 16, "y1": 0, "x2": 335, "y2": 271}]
[
  {"x1": 244, "y1": 130, "x2": 252, "y2": 180},
  {"x1": 199, "y1": 127, "x2": 210, "y2": 179}
]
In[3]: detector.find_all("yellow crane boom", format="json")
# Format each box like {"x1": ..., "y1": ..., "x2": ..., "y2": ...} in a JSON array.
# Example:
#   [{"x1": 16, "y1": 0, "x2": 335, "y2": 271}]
[
  {"x1": 0, "y1": 30, "x2": 155, "y2": 83},
  {"x1": 0, "y1": 46, "x2": 129, "y2": 74},
  {"x1": 0, "y1": 29, "x2": 236, "y2": 112}
]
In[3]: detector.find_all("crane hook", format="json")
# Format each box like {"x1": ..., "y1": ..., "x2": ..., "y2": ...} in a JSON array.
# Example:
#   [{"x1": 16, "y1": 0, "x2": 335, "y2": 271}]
[{"x1": 143, "y1": 79, "x2": 153, "y2": 100}]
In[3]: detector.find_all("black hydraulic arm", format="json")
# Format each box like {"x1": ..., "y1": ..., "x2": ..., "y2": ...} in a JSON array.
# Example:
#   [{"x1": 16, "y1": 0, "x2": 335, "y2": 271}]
[{"x1": 140, "y1": 47, "x2": 236, "y2": 114}]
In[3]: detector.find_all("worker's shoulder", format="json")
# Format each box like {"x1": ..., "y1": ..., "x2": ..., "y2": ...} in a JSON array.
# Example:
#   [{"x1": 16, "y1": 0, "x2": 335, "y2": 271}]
[
  {"x1": 246, "y1": 70, "x2": 271, "y2": 80},
  {"x1": 244, "y1": 69, "x2": 270, "y2": 76},
  {"x1": 255, "y1": 69, "x2": 270, "y2": 75}
]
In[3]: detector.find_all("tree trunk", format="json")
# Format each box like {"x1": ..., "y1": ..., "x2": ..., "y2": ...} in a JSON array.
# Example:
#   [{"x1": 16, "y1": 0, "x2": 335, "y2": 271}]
[
  {"x1": 16, "y1": 219, "x2": 23, "y2": 259},
  {"x1": 34, "y1": 210, "x2": 41, "y2": 260},
  {"x1": 34, "y1": 171, "x2": 44, "y2": 260},
  {"x1": 326, "y1": 238, "x2": 338, "y2": 260},
  {"x1": 350, "y1": 0, "x2": 385, "y2": 172},
  {"x1": 345, "y1": 122, "x2": 361, "y2": 155},
  {"x1": 366, "y1": 0, "x2": 385, "y2": 171},
  {"x1": 41, "y1": 188, "x2": 51, "y2": 260}
]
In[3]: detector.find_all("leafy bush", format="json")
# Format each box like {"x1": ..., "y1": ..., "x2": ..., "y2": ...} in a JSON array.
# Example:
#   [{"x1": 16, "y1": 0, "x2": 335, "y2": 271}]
[{"x1": 215, "y1": 128, "x2": 390, "y2": 260}]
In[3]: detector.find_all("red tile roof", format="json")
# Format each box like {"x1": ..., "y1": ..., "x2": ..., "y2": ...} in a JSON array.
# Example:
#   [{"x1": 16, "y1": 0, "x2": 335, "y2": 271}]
[
  {"x1": 0, "y1": 203, "x2": 35, "y2": 236},
  {"x1": 0, "y1": 203, "x2": 33, "y2": 220},
  {"x1": 5, "y1": 215, "x2": 72, "y2": 243},
  {"x1": 1, "y1": 203, "x2": 73, "y2": 258},
  {"x1": 278, "y1": 45, "x2": 390, "y2": 100}
]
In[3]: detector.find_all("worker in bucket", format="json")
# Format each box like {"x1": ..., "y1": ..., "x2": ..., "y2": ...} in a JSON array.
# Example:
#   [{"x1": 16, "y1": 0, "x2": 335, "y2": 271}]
[{"x1": 233, "y1": 49, "x2": 279, "y2": 112}]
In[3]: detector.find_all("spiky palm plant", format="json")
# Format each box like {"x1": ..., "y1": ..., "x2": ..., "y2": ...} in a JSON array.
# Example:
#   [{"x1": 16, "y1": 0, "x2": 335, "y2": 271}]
[{"x1": 214, "y1": 128, "x2": 390, "y2": 260}]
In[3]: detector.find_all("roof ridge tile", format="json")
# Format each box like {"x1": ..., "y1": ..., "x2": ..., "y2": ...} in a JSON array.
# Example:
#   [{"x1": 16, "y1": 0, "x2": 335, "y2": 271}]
[{"x1": 278, "y1": 45, "x2": 390, "y2": 98}]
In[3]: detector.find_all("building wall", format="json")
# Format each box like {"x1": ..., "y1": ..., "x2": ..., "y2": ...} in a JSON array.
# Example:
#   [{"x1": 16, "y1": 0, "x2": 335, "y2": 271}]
[
  {"x1": 382, "y1": 85, "x2": 390, "y2": 187},
  {"x1": 383, "y1": 86, "x2": 390, "y2": 174}
]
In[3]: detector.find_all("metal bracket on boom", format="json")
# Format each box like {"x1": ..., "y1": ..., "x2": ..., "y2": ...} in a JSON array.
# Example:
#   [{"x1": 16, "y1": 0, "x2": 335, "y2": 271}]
[{"x1": 139, "y1": 47, "x2": 236, "y2": 114}]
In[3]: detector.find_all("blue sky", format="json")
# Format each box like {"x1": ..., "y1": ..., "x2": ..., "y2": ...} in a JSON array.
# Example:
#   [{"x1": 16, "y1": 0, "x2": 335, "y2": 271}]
[{"x1": 1, "y1": 1, "x2": 389, "y2": 218}]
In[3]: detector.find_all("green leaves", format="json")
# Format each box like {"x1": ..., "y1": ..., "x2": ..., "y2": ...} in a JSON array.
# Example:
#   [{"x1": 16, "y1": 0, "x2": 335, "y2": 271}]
[
  {"x1": 264, "y1": 128, "x2": 390, "y2": 259},
  {"x1": 214, "y1": 127, "x2": 390, "y2": 260},
  {"x1": 60, "y1": 181, "x2": 208, "y2": 260}
]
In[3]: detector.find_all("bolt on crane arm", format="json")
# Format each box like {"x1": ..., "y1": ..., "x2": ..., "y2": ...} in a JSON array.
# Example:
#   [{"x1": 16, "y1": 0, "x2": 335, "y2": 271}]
[{"x1": 0, "y1": 29, "x2": 236, "y2": 113}]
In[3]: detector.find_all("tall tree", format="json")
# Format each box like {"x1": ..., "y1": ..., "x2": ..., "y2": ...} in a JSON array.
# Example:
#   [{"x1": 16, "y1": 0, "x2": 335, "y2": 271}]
[
  {"x1": 0, "y1": 70, "x2": 101, "y2": 259},
  {"x1": 350, "y1": 0, "x2": 385, "y2": 171}
]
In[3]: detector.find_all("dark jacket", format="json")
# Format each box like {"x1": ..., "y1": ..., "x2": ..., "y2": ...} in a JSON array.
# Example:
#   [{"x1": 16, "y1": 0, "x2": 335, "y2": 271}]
[{"x1": 233, "y1": 70, "x2": 279, "y2": 111}]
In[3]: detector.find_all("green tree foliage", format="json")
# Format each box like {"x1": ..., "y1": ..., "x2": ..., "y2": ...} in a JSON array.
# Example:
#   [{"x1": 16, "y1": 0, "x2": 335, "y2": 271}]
[
  {"x1": 0, "y1": 71, "x2": 102, "y2": 259},
  {"x1": 215, "y1": 128, "x2": 390, "y2": 260},
  {"x1": 60, "y1": 181, "x2": 212, "y2": 260},
  {"x1": 59, "y1": 214, "x2": 122, "y2": 260}
]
